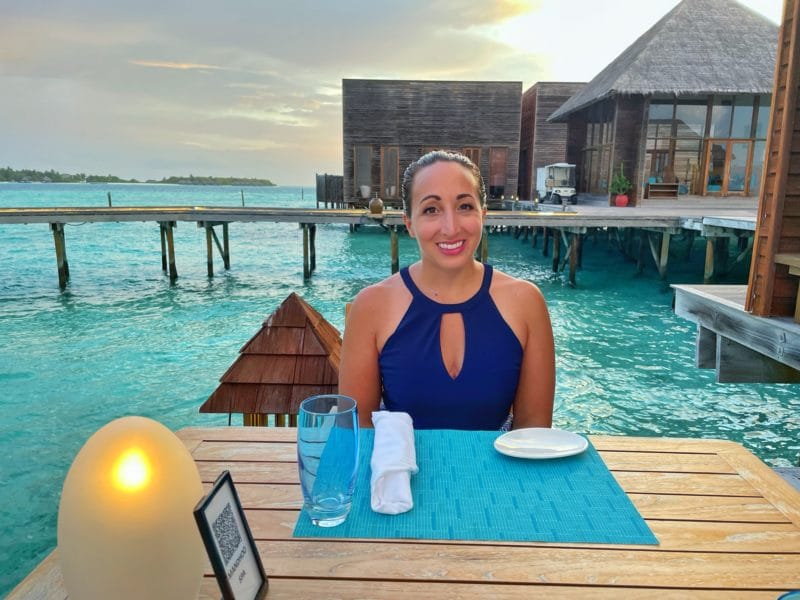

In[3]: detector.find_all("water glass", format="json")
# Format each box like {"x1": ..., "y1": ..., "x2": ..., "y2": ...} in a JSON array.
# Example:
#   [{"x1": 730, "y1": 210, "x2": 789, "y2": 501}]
[{"x1": 297, "y1": 394, "x2": 359, "y2": 527}]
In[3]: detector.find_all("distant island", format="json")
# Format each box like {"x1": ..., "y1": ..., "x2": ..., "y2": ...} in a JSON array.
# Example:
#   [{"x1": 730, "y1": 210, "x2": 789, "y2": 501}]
[{"x1": 0, "y1": 167, "x2": 276, "y2": 186}]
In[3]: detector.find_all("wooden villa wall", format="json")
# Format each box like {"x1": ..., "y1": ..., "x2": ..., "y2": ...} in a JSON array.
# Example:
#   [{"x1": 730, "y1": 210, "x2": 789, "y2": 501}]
[
  {"x1": 342, "y1": 79, "x2": 522, "y2": 204},
  {"x1": 519, "y1": 82, "x2": 585, "y2": 200},
  {"x1": 565, "y1": 114, "x2": 587, "y2": 193},
  {"x1": 563, "y1": 96, "x2": 644, "y2": 204},
  {"x1": 747, "y1": 0, "x2": 800, "y2": 317},
  {"x1": 519, "y1": 85, "x2": 537, "y2": 200},
  {"x1": 612, "y1": 96, "x2": 646, "y2": 206}
]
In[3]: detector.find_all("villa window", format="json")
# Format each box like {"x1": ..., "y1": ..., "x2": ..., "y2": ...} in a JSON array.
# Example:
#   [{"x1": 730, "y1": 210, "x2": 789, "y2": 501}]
[
  {"x1": 380, "y1": 146, "x2": 399, "y2": 199},
  {"x1": 462, "y1": 147, "x2": 481, "y2": 167},
  {"x1": 489, "y1": 147, "x2": 508, "y2": 198},
  {"x1": 354, "y1": 145, "x2": 372, "y2": 197}
]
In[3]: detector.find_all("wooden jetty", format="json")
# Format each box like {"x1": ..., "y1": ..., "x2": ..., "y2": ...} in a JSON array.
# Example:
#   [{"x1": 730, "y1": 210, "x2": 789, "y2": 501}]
[{"x1": 0, "y1": 204, "x2": 757, "y2": 289}]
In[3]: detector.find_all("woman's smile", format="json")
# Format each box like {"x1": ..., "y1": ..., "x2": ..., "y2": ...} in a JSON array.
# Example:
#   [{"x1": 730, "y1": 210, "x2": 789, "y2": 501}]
[{"x1": 437, "y1": 239, "x2": 466, "y2": 254}]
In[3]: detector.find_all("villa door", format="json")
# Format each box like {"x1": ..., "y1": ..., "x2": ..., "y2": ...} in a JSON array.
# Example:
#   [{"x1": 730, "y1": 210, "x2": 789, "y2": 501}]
[{"x1": 703, "y1": 139, "x2": 752, "y2": 196}]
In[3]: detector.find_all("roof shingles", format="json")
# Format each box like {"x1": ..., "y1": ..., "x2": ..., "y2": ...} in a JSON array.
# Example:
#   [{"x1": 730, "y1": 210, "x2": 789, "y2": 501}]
[{"x1": 200, "y1": 293, "x2": 342, "y2": 415}]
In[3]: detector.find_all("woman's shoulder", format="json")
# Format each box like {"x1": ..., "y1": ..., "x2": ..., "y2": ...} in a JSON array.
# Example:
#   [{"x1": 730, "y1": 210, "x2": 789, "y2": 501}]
[
  {"x1": 490, "y1": 268, "x2": 545, "y2": 303},
  {"x1": 349, "y1": 272, "x2": 411, "y2": 320}
]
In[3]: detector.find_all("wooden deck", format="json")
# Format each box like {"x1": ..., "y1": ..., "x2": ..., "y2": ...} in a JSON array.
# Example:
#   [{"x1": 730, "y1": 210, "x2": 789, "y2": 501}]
[
  {"x1": 0, "y1": 204, "x2": 758, "y2": 288},
  {"x1": 672, "y1": 284, "x2": 800, "y2": 383}
]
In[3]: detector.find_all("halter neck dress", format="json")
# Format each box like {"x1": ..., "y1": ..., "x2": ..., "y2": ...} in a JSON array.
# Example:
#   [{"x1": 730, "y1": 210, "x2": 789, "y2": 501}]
[{"x1": 378, "y1": 265, "x2": 523, "y2": 430}]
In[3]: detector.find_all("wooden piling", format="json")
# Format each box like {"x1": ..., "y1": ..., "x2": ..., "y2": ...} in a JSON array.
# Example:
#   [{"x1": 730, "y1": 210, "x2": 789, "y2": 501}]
[
  {"x1": 659, "y1": 232, "x2": 671, "y2": 279},
  {"x1": 205, "y1": 225, "x2": 214, "y2": 277},
  {"x1": 637, "y1": 232, "x2": 645, "y2": 275},
  {"x1": 50, "y1": 223, "x2": 69, "y2": 290},
  {"x1": 543, "y1": 228, "x2": 550, "y2": 257},
  {"x1": 569, "y1": 233, "x2": 581, "y2": 286},
  {"x1": 704, "y1": 238, "x2": 715, "y2": 283},
  {"x1": 310, "y1": 224, "x2": 317, "y2": 272},
  {"x1": 302, "y1": 224, "x2": 310, "y2": 279},
  {"x1": 481, "y1": 227, "x2": 489, "y2": 263},
  {"x1": 160, "y1": 221, "x2": 178, "y2": 281},
  {"x1": 390, "y1": 226, "x2": 399, "y2": 274},
  {"x1": 222, "y1": 223, "x2": 230, "y2": 269},
  {"x1": 552, "y1": 231, "x2": 561, "y2": 272},
  {"x1": 160, "y1": 224, "x2": 167, "y2": 272}
]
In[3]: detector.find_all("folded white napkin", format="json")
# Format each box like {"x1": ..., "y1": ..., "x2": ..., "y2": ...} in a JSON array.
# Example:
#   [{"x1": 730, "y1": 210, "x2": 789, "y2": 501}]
[{"x1": 370, "y1": 411, "x2": 418, "y2": 515}]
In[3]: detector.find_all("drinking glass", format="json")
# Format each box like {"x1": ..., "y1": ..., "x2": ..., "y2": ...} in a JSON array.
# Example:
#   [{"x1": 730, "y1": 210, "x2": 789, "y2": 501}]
[{"x1": 297, "y1": 394, "x2": 359, "y2": 527}]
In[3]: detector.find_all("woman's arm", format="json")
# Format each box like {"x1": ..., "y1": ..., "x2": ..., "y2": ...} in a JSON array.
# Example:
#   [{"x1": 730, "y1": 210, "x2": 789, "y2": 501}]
[
  {"x1": 338, "y1": 286, "x2": 384, "y2": 428},
  {"x1": 511, "y1": 283, "x2": 555, "y2": 428}
]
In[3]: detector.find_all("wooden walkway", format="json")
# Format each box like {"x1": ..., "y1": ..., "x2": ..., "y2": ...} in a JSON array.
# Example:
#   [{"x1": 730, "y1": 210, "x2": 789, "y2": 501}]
[
  {"x1": 672, "y1": 284, "x2": 800, "y2": 383},
  {"x1": 0, "y1": 204, "x2": 757, "y2": 289}
]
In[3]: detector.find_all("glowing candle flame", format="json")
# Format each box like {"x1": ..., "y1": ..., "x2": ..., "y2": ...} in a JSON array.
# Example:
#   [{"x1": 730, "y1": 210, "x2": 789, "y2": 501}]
[{"x1": 113, "y1": 448, "x2": 150, "y2": 492}]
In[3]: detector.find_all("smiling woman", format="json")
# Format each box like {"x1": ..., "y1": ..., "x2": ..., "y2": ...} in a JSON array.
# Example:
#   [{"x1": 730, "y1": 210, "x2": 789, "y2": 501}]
[{"x1": 338, "y1": 150, "x2": 556, "y2": 431}]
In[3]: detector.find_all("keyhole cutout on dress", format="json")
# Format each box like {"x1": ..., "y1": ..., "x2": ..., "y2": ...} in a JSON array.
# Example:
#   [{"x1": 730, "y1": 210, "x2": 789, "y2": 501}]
[{"x1": 439, "y1": 312, "x2": 465, "y2": 379}]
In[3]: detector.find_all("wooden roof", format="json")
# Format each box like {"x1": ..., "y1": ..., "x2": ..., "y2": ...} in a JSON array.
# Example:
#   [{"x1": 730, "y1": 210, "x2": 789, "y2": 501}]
[
  {"x1": 549, "y1": 0, "x2": 778, "y2": 122},
  {"x1": 199, "y1": 293, "x2": 342, "y2": 415}
]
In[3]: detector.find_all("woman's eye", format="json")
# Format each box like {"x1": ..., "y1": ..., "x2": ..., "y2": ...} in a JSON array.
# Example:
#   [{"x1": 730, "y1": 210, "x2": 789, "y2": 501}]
[
  {"x1": 422, "y1": 205, "x2": 438, "y2": 214},
  {"x1": 459, "y1": 202, "x2": 476, "y2": 211}
]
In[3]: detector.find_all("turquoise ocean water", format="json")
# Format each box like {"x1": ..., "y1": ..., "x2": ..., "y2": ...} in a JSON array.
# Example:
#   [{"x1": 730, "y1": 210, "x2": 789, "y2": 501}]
[{"x1": 1, "y1": 183, "x2": 798, "y2": 595}]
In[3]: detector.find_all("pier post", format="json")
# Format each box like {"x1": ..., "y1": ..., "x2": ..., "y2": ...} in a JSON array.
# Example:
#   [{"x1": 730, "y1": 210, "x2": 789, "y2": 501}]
[
  {"x1": 205, "y1": 224, "x2": 214, "y2": 277},
  {"x1": 160, "y1": 221, "x2": 178, "y2": 281},
  {"x1": 569, "y1": 233, "x2": 581, "y2": 286},
  {"x1": 714, "y1": 237, "x2": 729, "y2": 277},
  {"x1": 704, "y1": 238, "x2": 715, "y2": 283},
  {"x1": 636, "y1": 231, "x2": 645, "y2": 274},
  {"x1": 552, "y1": 230, "x2": 561, "y2": 272},
  {"x1": 203, "y1": 222, "x2": 231, "y2": 276},
  {"x1": 658, "y1": 232, "x2": 671, "y2": 279},
  {"x1": 310, "y1": 224, "x2": 317, "y2": 273},
  {"x1": 302, "y1": 224, "x2": 311, "y2": 279},
  {"x1": 481, "y1": 227, "x2": 489, "y2": 263},
  {"x1": 542, "y1": 228, "x2": 550, "y2": 257},
  {"x1": 160, "y1": 224, "x2": 167, "y2": 272},
  {"x1": 390, "y1": 226, "x2": 399, "y2": 274},
  {"x1": 223, "y1": 223, "x2": 230, "y2": 269},
  {"x1": 50, "y1": 223, "x2": 70, "y2": 290}
]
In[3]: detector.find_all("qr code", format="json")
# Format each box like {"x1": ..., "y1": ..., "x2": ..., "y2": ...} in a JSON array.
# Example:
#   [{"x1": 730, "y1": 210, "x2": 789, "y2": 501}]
[{"x1": 212, "y1": 503, "x2": 242, "y2": 564}]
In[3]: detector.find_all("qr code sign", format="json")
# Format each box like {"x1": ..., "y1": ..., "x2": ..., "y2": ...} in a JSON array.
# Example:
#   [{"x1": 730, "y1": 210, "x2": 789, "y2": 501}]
[{"x1": 212, "y1": 502, "x2": 242, "y2": 564}]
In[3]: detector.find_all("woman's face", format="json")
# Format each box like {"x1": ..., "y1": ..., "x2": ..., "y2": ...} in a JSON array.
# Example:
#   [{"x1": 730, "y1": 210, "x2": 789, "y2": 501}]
[{"x1": 404, "y1": 160, "x2": 486, "y2": 271}]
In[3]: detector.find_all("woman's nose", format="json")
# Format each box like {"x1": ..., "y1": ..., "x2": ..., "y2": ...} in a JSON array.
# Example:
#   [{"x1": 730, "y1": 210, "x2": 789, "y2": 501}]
[{"x1": 440, "y1": 208, "x2": 457, "y2": 234}]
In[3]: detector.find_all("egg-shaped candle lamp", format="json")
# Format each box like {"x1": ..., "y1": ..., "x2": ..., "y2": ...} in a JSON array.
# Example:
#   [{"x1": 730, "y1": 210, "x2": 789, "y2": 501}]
[{"x1": 57, "y1": 416, "x2": 206, "y2": 599}]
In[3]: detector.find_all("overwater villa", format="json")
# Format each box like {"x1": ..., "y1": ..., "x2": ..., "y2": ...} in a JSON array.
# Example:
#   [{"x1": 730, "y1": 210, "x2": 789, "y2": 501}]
[
  {"x1": 518, "y1": 82, "x2": 586, "y2": 202},
  {"x1": 548, "y1": 0, "x2": 778, "y2": 205},
  {"x1": 342, "y1": 79, "x2": 522, "y2": 208}
]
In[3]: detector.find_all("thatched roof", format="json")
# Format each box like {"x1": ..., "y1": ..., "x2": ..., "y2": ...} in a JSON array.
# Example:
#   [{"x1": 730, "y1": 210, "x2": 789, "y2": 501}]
[
  {"x1": 199, "y1": 293, "x2": 341, "y2": 415},
  {"x1": 549, "y1": 0, "x2": 778, "y2": 122}
]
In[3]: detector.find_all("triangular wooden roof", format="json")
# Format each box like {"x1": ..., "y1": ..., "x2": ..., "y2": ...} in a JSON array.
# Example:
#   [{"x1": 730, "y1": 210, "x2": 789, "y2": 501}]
[
  {"x1": 549, "y1": 0, "x2": 778, "y2": 122},
  {"x1": 199, "y1": 293, "x2": 342, "y2": 415}
]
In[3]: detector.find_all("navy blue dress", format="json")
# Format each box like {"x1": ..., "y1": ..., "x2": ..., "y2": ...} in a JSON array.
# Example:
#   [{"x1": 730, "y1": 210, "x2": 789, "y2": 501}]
[{"x1": 379, "y1": 265, "x2": 523, "y2": 430}]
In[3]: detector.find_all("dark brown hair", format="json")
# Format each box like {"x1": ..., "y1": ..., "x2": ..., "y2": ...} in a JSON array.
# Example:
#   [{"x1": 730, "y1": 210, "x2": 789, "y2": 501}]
[{"x1": 401, "y1": 150, "x2": 486, "y2": 217}]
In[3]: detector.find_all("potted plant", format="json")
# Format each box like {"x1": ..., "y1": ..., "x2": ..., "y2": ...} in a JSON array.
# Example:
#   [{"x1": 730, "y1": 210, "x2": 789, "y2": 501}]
[{"x1": 610, "y1": 162, "x2": 632, "y2": 207}]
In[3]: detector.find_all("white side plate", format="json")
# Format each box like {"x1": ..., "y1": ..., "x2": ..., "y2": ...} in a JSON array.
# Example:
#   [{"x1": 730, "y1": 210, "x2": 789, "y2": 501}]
[{"x1": 494, "y1": 428, "x2": 588, "y2": 459}]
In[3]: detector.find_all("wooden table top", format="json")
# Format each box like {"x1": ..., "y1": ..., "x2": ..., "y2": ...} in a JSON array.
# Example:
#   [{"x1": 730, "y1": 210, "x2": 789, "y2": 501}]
[{"x1": 9, "y1": 427, "x2": 800, "y2": 598}]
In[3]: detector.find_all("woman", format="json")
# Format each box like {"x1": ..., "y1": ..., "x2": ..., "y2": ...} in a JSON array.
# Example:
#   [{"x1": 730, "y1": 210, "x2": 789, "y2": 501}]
[{"x1": 339, "y1": 150, "x2": 555, "y2": 430}]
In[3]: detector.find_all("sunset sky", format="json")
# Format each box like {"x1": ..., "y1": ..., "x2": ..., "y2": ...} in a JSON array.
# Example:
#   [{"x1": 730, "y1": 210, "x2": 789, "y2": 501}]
[{"x1": 0, "y1": 0, "x2": 782, "y2": 185}]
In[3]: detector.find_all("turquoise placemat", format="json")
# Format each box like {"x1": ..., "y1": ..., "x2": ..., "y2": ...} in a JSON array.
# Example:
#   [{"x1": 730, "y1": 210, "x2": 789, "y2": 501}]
[{"x1": 293, "y1": 429, "x2": 658, "y2": 544}]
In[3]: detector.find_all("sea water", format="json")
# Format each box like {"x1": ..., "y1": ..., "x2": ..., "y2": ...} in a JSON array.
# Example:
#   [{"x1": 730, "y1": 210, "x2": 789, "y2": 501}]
[{"x1": 0, "y1": 182, "x2": 798, "y2": 595}]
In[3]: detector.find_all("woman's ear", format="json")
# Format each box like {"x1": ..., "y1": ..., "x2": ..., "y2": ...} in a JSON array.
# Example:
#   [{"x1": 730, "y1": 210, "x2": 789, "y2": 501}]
[{"x1": 403, "y1": 213, "x2": 416, "y2": 238}]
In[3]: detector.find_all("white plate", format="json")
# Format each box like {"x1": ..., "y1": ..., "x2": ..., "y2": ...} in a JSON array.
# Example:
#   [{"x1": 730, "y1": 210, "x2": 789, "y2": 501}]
[{"x1": 494, "y1": 428, "x2": 588, "y2": 459}]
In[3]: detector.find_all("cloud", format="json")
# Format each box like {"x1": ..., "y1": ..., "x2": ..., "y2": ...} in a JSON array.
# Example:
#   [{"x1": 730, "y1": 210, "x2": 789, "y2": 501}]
[
  {"x1": 0, "y1": 0, "x2": 781, "y2": 184},
  {"x1": 129, "y1": 60, "x2": 225, "y2": 71}
]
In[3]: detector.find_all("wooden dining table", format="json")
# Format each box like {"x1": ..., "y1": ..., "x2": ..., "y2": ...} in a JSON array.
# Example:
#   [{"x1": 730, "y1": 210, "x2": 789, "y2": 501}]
[{"x1": 9, "y1": 426, "x2": 800, "y2": 598}]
